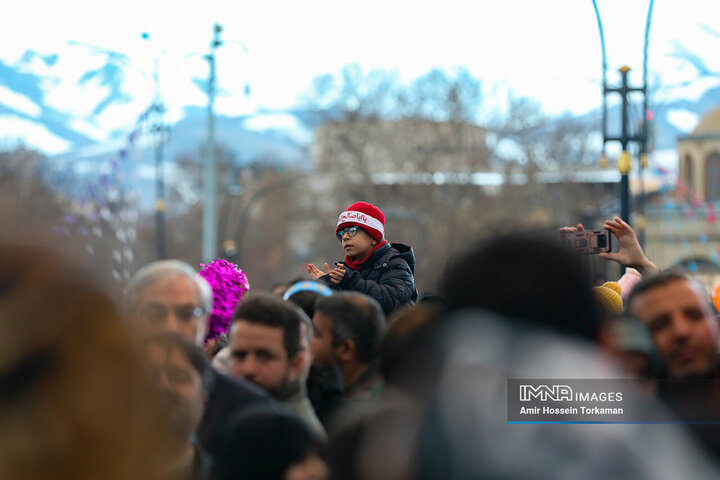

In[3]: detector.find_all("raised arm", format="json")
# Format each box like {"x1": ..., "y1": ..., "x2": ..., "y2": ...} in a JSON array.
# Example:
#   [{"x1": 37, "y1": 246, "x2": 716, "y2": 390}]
[{"x1": 599, "y1": 217, "x2": 658, "y2": 276}]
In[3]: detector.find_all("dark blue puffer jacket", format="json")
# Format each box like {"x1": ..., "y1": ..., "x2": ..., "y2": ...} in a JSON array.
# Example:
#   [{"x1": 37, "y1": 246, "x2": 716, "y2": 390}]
[{"x1": 332, "y1": 242, "x2": 418, "y2": 315}]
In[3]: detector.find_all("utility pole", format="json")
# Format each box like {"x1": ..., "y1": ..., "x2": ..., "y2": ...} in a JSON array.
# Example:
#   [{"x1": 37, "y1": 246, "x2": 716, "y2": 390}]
[
  {"x1": 143, "y1": 32, "x2": 167, "y2": 260},
  {"x1": 202, "y1": 24, "x2": 223, "y2": 263}
]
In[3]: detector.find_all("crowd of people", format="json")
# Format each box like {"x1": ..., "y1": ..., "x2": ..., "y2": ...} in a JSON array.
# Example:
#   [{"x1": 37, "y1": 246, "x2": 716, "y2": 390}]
[{"x1": 4, "y1": 201, "x2": 720, "y2": 479}]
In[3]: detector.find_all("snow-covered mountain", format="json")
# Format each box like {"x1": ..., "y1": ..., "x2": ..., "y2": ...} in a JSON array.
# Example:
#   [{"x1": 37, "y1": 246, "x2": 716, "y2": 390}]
[
  {"x1": 0, "y1": 47, "x2": 320, "y2": 160},
  {"x1": 1, "y1": 46, "x2": 719, "y2": 171}
]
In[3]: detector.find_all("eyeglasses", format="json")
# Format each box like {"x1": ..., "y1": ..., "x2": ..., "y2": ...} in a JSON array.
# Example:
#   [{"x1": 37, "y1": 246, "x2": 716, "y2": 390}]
[
  {"x1": 336, "y1": 226, "x2": 361, "y2": 241},
  {"x1": 139, "y1": 304, "x2": 205, "y2": 325}
]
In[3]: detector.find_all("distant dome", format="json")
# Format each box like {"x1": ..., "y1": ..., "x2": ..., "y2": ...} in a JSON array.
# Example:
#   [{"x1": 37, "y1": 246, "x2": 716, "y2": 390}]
[{"x1": 693, "y1": 107, "x2": 720, "y2": 135}]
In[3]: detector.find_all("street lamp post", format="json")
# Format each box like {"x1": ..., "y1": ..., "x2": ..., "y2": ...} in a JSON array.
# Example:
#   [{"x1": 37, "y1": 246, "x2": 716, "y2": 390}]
[
  {"x1": 604, "y1": 65, "x2": 643, "y2": 225},
  {"x1": 593, "y1": 0, "x2": 655, "y2": 245}
]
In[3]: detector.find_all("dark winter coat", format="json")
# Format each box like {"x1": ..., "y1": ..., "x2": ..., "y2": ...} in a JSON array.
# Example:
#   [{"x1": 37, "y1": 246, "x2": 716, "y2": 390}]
[
  {"x1": 197, "y1": 370, "x2": 272, "y2": 460},
  {"x1": 331, "y1": 242, "x2": 418, "y2": 315}
]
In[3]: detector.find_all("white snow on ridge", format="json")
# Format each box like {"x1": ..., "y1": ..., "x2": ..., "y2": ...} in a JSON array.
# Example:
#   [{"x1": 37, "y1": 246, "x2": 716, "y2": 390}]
[
  {"x1": 0, "y1": 85, "x2": 42, "y2": 117},
  {"x1": 243, "y1": 113, "x2": 312, "y2": 144},
  {"x1": 653, "y1": 77, "x2": 720, "y2": 105},
  {"x1": 68, "y1": 118, "x2": 110, "y2": 142},
  {"x1": 0, "y1": 114, "x2": 72, "y2": 154}
]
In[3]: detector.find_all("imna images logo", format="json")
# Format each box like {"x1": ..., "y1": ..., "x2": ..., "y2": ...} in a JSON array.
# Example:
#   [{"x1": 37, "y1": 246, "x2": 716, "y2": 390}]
[{"x1": 519, "y1": 384, "x2": 573, "y2": 402}]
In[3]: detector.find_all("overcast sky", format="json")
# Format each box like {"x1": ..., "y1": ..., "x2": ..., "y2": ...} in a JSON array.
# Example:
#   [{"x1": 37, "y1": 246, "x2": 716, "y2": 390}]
[{"x1": 1, "y1": 0, "x2": 718, "y2": 136}]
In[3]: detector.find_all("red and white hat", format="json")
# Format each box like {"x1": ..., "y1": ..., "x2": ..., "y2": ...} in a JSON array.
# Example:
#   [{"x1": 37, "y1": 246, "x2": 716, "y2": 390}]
[{"x1": 336, "y1": 202, "x2": 385, "y2": 244}]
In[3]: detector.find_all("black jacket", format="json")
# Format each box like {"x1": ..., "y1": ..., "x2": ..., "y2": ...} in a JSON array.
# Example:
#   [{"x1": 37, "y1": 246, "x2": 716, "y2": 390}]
[
  {"x1": 197, "y1": 370, "x2": 272, "y2": 460},
  {"x1": 332, "y1": 242, "x2": 418, "y2": 315}
]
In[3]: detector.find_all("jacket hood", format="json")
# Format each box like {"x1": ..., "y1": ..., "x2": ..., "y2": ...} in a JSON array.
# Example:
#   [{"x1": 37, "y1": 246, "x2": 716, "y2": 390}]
[
  {"x1": 351, "y1": 242, "x2": 416, "y2": 274},
  {"x1": 388, "y1": 242, "x2": 416, "y2": 273}
]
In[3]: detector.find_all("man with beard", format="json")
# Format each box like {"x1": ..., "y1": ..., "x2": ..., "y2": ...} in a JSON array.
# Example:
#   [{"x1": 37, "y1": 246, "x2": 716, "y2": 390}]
[
  {"x1": 312, "y1": 292, "x2": 386, "y2": 401},
  {"x1": 229, "y1": 293, "x2": 325, "y2": 437},
  {"x1": 627, "y1": 270, "x2": 720, "y2": 456},
  {"x1": 627, "y1": 270, "x2": 720, "y2": 380},
  {"x1": 144, "y1": 333, "x2": 214, "y2": 480}
]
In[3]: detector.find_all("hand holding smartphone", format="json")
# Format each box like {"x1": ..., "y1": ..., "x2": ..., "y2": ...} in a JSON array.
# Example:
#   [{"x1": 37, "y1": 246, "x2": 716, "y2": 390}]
[{"x1": 561, "y1": 229, "x2": 612, "y2": 255}]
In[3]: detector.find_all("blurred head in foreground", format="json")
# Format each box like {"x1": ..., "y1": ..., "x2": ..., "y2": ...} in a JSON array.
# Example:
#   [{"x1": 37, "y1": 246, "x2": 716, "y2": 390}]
[
  {"x1": 215, "y1": 406, "x2": 328, "y2": 480},
  {"x1": 0, "y1": 244, "x2": 169, "y2": 480},
  {"x1": 441, "y1": 233, "x2": 601, "y2": 341}
]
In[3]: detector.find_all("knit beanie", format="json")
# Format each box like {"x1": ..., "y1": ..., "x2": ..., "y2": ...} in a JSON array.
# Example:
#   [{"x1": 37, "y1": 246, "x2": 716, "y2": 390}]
[
  {"x1": 593, "y1": 281, "x2": 623, "y2": 314},
  {"x1": 336, "y1": 202, "x2": 385, "y2": 244}
]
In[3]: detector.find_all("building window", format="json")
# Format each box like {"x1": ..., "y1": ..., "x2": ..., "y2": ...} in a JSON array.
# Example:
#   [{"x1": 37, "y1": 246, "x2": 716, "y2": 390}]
[
  {"x1": 706, "y1": 152, "x2": 720, "y2": 201},
  {"x1": 683, "y1": 154, "x2": 694, "y2": 192}
]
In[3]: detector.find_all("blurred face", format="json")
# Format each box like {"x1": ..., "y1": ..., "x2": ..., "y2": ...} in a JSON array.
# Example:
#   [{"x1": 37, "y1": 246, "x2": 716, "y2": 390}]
[
  {"x1": 0, "y1": 279, "x2": 171, "y2": 480},
  {"x1": 136, "y1": 275, "x2": 206, "y2": 345},
  {"x1": 311, "y1": 312, "x2": 336, "y2": 366},
  {"x1": 340, "y1": 227, "x2": 376, "y2": 259},
  {"x1": 299, "y1": 321, "x2": 313, "y2": 380},
  {"x1": 229, "y1": 321, "x2": 300, "y2": 398},
  {"x1": 285, "y1": 454, "x2": 329, "y2": 480},
  {"x1": 631, "y1": 279, "x2": 719, "y2": 379},
  {"x1": 146, "y1": 344, "x2": 206, "y2": 440}
]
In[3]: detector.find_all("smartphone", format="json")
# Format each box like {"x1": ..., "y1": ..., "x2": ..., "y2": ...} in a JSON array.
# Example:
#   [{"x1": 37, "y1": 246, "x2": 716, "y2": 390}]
[{"x1": 562, "y1": 229, "x2": 612, "y2": 255}]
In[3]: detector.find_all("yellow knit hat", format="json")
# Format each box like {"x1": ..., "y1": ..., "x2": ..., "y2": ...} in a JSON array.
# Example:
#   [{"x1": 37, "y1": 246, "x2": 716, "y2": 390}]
[{"x1": 593, "y1": 281, "x2": 623, "y2": 314}]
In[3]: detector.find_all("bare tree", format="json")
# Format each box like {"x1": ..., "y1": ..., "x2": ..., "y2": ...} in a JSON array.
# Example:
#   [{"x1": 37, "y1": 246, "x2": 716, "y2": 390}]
[
  {"x1": 304, "y1": 66, "x2": 497, "y2": 291},
  {"x1": 302, "y1": 67, "x2": 610, "y2": 293},
  {"x1": 0, "y1": 147, "x2": 69, "y2": 241}
]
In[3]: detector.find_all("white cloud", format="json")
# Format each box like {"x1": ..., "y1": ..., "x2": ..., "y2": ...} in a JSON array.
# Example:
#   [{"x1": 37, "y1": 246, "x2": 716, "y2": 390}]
[
  {"x1": 666, "y1": 109, "x2": 700, "y2": 132},
  {"x1": 0, "y1": 85, "x2": 42, "y2": 117}
]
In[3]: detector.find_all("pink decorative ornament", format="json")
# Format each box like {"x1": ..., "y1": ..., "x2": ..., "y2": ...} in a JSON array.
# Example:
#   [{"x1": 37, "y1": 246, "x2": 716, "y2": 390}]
[
  {"x1": 677, "y1": 178, "x2": 687, "y2": 196},
  {"x1": 692, "y1": 192, "x2": 702, "y2": 208},
  {"x1": 199, "y1": 259, "x2": 249, "y2": 343}
]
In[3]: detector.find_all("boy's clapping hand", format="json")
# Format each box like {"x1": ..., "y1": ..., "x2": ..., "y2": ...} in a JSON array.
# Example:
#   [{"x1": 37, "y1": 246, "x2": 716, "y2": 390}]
[
  {"x1": 306, "y1": 262, "x2": 346, "y2": 284},
  {"x1": 307, "y1": 262, "x2": 331, "y2": 279},
  {"x1": 328, "y1": 264, "x2": 346, "y2": 284}
]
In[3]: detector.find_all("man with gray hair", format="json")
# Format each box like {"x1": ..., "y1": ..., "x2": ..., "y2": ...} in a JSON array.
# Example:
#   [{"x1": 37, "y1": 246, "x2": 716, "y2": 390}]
[
  {"x1": 126, "y1": 260, "x2": 270, "y2": 460},
  {"x1": 126, "y1": 260, "x2": 214, "y2": 345}
]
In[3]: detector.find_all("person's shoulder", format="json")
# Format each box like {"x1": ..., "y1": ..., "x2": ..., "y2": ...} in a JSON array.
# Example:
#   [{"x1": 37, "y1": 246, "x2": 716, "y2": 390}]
[
  {"x1": 389, "y1": 242, "x2": 414, "y2": 256},
  {"x1": 385, "y1": 242, "x2": 416, "y2": 272},
  {"x1": 211, "y1": 370, "x2": 272, "y2": 402}
]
